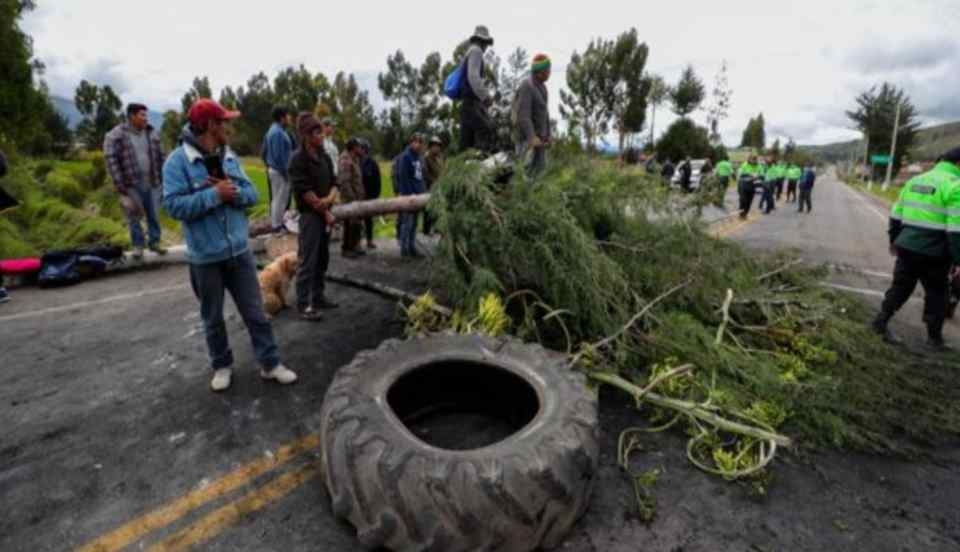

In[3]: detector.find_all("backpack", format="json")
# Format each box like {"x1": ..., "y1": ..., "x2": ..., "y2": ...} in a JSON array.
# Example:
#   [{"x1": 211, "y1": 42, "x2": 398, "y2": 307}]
[
  {"x1": 38, "y1": 250, "x2": 81, "y2": 287},
  {"x1": 444, "y1": 61, "x2": 466, "y2": 100}
]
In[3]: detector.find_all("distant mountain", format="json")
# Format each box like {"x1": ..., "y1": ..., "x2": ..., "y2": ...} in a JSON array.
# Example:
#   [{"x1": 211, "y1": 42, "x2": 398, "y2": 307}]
[
  {"x1": 51, "y1": 95, "x2": 164, "y2": 130},
  {"x1": 800, "y1": 120, "x2": 960, "y2": 163}
]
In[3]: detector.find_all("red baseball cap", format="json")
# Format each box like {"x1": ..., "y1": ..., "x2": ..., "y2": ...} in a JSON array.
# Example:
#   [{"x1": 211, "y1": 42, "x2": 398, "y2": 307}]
[{"x1": 188, "y1": 98, "x2": 240, "y2": 127}]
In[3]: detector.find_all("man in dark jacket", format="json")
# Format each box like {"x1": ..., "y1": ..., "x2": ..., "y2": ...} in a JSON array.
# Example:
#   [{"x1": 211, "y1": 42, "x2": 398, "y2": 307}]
[
  {"x1": 359, "y1": 139, "x2": 381, "y2": 249},
  {"x1": 459, "y1": 25, "x2": 495, "y2": 152},
  {"x1": 104, "y1": 103, "x2": 167, "y2": 259},
  {"x1": 338, "y1": 138, "x2": 366, "y2": 258},
  {"x1": 678, "y1": 157, "x2": 693, "y2": 193},
  {"x1": 798, "y1": 165, "x2": 816, "y2": 213},
  {"x1": 661, "y1": 159, "x2": 675, "y2": 187},
  {"x1": 398, "y1": 134, "x2": 426, "y2": 257},
  {"x1": 423, "y1": 136, "x2": 445, "y2": 235},
  {"x1": 289, "y1": 114, "x2": 340, "y2": 320},
  {"x1": 512, "y1": 53, "x2": 552, "y2": 176}
]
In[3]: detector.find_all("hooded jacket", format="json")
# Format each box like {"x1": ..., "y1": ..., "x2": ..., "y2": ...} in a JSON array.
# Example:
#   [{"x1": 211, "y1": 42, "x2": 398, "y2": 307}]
[{"x1": 162, "y1": 127, "x2": 259, "y2": 265}]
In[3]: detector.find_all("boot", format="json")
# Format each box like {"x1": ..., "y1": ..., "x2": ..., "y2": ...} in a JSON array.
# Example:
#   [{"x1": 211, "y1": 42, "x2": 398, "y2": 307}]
[{"x1": 871, "y1": 315, "x2": 900, "y2": 344}]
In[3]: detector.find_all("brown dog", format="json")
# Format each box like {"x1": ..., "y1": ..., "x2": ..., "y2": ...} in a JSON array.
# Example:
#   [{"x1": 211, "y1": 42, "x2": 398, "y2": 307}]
[{"x1": 259, "y1": 252, "x2": 298, "y2": 317}]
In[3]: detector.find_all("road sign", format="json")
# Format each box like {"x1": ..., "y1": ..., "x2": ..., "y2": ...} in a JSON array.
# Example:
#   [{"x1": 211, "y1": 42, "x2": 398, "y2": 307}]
[{"x1": 871, "y1": 154, "x2": 891, "y2": 165}]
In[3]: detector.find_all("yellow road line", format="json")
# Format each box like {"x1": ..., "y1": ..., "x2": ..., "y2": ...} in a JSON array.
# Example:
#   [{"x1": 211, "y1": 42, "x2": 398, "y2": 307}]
[
  {"x1": 146, "y1": 464, "x2": 318, "y2": 552},
  {"x1": 712, "y1": 213, "x2": 758, "y2": 238},
  {"x1": 76, "y1": 433, "x2": 320, "y2": 552}
]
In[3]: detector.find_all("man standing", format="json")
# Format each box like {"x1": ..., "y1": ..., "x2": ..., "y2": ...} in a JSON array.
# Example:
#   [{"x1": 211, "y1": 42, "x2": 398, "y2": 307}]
[
  {"x1": 798, "y1": 164, "x2": 816, "y2": 214},
  {"x1": 263, "y1": 106, "x2": 293, "y2": 234},
  {"x1": 163, "y1": 98, "x2": 297, "y2": 391},
  {"x1": 423, "y1": 136, "x2": 446, "y2": 235},
  {"x1": 289, "y1": 114, "x2": 339, "y2": 321},
  {"x1": 359, "y1": 139, "x2": 382, "y2": 250},
  {"x1": 873, "y1": 148, "x2": 960, "y2": 351},
  {"x1": 759, "y1": 157, "x2": 779, "y2": 214},
  {"x1": 661, "y1": 158, "x2": 676, "y2": 187},
  {"x1": 715, "y1": 156, "x2": 734, "y2": 207},
  {"x1": 678, "y1": 157, "x2": 693, "y2": 193},
  {"x1": 338, "y1": 138, "x2": 366, "y2": 258},
  {"x1": 737, "y1": 154, "x2": 761, "y2": 220},
  {"x1": 104, "y1": 103, "x2": 167, "y2": 259},
  {"x1": 398, "y1": 133, "x2": 426, "y2": 258},
  {"x1": 322, "y1": 117, "x2": 339, "y2": 177},
  {"x1": 512, "y1": 53, "x2": 552, "y2": 176},
  {"x1": 459, "y1": 25, "x2": 495, "y2": 152},
  {"x1": 785, "y1": 161, "x2": 802, "y2": 203}
]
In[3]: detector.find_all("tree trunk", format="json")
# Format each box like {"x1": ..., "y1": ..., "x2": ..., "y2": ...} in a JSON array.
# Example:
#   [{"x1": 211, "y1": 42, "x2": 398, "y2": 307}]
[
  {"x1": 331, "y1": 194, "x2": 431, "y2": 220},
  {"x1": 649, "y1": 105, "x2": 657, "y2": 147}
]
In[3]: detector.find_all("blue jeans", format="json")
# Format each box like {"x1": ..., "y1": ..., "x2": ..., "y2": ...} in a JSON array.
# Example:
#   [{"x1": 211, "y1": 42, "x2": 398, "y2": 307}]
[
  {"x1": 127, "y1": 186, "x2": 162, "y2": 248},
  {"x1": 399, "y1": 211, "x2": 419, "y2": 255},
  {"x1": 189, "y1": 251, "x2": 281, "y2": 370}
]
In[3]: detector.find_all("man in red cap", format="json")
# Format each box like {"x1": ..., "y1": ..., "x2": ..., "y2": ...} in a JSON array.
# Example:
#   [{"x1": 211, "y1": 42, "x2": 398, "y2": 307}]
[{"x1": 163, "y1": 98, "x2": 298, "y2": 391}]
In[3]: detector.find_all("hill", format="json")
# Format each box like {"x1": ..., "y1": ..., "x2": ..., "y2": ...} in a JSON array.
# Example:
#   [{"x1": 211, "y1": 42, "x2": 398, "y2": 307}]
[
  {"x1": 51, "y1": 96, "x2": 164, "y2": 130},
  {"x1": 799, "y1": 120, "x2": 960, "y2": 163}
]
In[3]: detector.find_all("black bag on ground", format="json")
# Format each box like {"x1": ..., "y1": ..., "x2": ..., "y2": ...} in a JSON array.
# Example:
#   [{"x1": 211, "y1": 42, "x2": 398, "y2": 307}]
[{"x1": 38, "y1": 250, "x2": 81, "y2": 287}]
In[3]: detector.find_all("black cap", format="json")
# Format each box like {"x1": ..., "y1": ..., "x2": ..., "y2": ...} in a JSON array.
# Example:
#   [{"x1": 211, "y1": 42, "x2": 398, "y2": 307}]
[{"x1": 941, "y1": 147, "x2": 960, "y2": 163}]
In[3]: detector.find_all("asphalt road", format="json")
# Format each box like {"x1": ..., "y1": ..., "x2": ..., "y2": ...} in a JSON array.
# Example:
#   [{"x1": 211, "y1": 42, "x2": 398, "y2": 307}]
[{"x1": 1, "y1": 174, "x2": 958, "y2": 551}]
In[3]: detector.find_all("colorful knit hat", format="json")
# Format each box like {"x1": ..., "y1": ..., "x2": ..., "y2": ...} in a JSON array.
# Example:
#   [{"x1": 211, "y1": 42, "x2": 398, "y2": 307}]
[{"x1": 531, "y1": 53, "x2": 551, "y2": 73}]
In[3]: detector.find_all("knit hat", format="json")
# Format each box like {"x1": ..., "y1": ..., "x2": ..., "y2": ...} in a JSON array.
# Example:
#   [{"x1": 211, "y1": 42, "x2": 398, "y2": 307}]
[
  {"x1": 296, "y1": 113, "x2": 323, "y2": 137},
  {"x1": 531, "y1": 53, "x2": 551, "y2": 74}
]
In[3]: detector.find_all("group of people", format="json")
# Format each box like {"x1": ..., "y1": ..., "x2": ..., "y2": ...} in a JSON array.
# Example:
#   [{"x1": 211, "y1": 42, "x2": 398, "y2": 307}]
[{"x1": 735, "y1": 154, "x2": 817, "y2": 219}]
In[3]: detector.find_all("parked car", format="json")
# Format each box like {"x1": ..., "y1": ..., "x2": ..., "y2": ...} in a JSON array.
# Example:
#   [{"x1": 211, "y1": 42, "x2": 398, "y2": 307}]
[{"x1": 671, "y1": 159, "x2": 709, "y2": 190}]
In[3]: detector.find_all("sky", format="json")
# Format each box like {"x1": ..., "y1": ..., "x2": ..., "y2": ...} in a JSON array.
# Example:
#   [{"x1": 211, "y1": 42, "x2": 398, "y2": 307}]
[{"x1": 21, "y1": 0, "x2": 960, "y2": 147}]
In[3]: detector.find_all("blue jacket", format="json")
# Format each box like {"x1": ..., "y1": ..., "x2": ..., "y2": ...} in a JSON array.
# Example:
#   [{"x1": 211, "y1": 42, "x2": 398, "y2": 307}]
[
  {"x1": 398, "y1": 146, "x2": 425, "y2": 196},
  {"x1": 262, "y1": 123, "x2": 293, "y2": 177},
  {"x1": 800, "y1": 168, "x2": 816, "y2": 190},
  {"x1": 163, "y1": 140, "x2": 259, "y2": 265}
]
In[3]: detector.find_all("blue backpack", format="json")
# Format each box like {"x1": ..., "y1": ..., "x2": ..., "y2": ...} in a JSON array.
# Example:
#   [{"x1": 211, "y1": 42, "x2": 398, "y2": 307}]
[{"x1": 444, "y1": 61, "x2": 466, "y2": 100}]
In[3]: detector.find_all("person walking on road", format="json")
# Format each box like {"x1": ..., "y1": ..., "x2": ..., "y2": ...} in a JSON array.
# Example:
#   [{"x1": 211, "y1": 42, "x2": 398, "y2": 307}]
[
  {"x1": 798, "y1": 164, "x2": 816, "y2": 213},
  {"x1": 759, "y1": 157, "x2": 780, "y2": 214},
  {"x1": 773, "y1": 159, "x2": 787, "y2": 201},
  {"x1": 512, "y1": 53, "x2": 552, "y2": 176},
  {"x1": 104, "y1": 103, "x2": 167, "y2": 260},
  {"x1": 785, "y1": 161, "x2": 802, "y2": 203},
  {"x1": 737, "y1": 154, "x2": 761, "y2": 219},
  {"x1": 398, "y1": 133, "x2": 426, "y2": 258},
  {"x1": 289, "y1": 114, "x2": 340, "y2": 321},
  {"x1": 872, "y1": 147, "x2": 960, "y2": 351},
  {"x1": 262, "y1": 106, "x2": 294, "y2": 234},
  {"x1": 163, "y1": 98, "x2": 297, "y2": 391},
  {"x1": 423, "y1": 136, "x2": 446, "y2": 236},
  {"x1": 338, "y1": 138, "x2": 367, "y2": 258},
  {"x1": 715, "y1": 157, "x2": 734, "y2": 208},
  {"x1": 459, "y1": 25, "x2": 496, "y2": 153},
  {"x1": 359, "y1": 139, "x2": 382, "y2": 250}
]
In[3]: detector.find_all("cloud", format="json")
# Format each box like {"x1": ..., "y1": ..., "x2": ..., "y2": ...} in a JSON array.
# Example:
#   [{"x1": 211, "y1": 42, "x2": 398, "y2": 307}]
[
  {"x1": 79, "y1": 58, "x2": 132, "y2": 95},
  {"x1": 844, "y1": 37, "x2": 957, "y2": 74}
]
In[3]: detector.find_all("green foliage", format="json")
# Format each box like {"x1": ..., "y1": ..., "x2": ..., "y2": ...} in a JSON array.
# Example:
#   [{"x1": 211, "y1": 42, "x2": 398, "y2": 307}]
[
  {"x1": 428, "y1": 154, "x2": 960, "y2": 455},
  {"x1": 740, "y1": 113, "x2": 766, "y2": 150},
  {"x1": 74, "y1": 80, "x2": 123, "y2": 150},
  {"x1": 655, "y1": 118, "x2": 713, "y2": 162},
  {"x1": 846, "y1": 82, "x2": 920, "y2": 175},
  {"x1": 669, "y1": 65, "x2": 706, "y2": 117}
]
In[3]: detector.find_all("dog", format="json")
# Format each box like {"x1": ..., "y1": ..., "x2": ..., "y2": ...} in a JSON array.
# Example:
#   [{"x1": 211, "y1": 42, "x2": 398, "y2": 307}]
[{"x1": 259, "y1": 252, "x2": 298, "y2": 317}]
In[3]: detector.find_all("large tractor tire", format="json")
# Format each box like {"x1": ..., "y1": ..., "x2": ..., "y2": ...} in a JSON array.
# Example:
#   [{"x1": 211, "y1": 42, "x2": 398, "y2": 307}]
[{"x1": 320, "y1": 334, "x2": 599, "y2": 551}]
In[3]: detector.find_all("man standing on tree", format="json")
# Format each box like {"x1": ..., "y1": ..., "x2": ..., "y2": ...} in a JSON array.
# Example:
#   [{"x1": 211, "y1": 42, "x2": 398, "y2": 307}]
[
  {"x1": 460, "y1": 25, "x2": 495, "y2": 152},
  {"x1": 163, "y1": 99, "x2": 297, "y2": 391},
  {"x1": 338, "y1": 138, "x2": 367, "y2": 258},
  {"x1": 512, "y1": 53, "x2": 552, "y2": 177},
  {"x1": 423, "y1": 136, "x2": 446, "y2": 235},
  {"x1": 104, "y1": 103, "x2": 167, "y2": 259},
  {"x1": 262, "y1": 106, "x2": 293, "y2": 234},
  {"x1": 289, "y1": 113, "x2": 339, "y2": 321},
  {"x1": 873, "y1": 147, "x2": 960, "y2": 351}
]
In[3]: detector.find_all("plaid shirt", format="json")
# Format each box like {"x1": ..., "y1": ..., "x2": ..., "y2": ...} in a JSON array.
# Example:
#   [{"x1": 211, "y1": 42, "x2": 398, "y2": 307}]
[{"x1": 103, "y1": 123, "x2": 164, "y2": 193}]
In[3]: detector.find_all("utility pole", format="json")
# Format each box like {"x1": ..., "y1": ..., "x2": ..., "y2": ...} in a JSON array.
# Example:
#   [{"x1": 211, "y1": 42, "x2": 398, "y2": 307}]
[
  {"x1": 883, "y1": 101, "x2": 901, "y2": 191},
  {"x1": 862, "y1": 134, "x2": 871, "y2": 190}
]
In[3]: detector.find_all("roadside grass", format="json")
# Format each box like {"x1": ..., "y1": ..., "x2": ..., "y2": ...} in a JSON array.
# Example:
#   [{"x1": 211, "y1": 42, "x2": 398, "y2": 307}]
[{"x1": 846, "y1": 177, "x2": 900, "y2": 205}]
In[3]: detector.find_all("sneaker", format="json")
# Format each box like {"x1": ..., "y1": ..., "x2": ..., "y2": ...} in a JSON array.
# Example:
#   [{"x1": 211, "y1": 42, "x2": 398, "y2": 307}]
[
  {"x1": 315, "y1": 297, "x2": 340, "y2": 310},
  {"x1": 261, "y1": 364, "x2": 298, "y2": 385},
  {"x1": 149, "y1": 244, "x2": 168, "y2": 256},
  {"x1": 132, "y1": 247, "x2": 144, "y2": 260},
  {"x1": 210, "y1": 368, "x2": 233, "y2": 392},
  {"x1": 0, "y1": 287, "x2": 10, "y2": 304},
  {"x1": 871, "y1": 319, "x2": 900, "y2": 344},
  {"x1": 299, "y1": 308, "x2": 323, "y2": 322}
]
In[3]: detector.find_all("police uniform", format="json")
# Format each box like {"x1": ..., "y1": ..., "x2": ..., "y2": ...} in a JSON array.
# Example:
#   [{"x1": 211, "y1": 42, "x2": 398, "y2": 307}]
[{"x1": 874, "y1": 150, "x2": 960, "y2": 348}]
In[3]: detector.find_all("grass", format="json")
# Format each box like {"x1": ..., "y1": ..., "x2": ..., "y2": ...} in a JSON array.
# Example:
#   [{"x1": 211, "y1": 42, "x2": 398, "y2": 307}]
[{"x1": 840, "y1": 173, "x2": 901, "y2": 206}]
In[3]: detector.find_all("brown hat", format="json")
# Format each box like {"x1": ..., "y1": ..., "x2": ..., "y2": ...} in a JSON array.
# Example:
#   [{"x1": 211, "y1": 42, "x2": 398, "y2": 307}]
[{"x1": 297, "y1": 112, "x2": 323, "y2": 137}]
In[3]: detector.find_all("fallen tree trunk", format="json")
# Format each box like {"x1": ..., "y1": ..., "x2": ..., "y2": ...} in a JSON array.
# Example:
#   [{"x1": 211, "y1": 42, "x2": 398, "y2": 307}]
[{"x1": 331, "y1": 194, "x2": 431, "y2": 220}]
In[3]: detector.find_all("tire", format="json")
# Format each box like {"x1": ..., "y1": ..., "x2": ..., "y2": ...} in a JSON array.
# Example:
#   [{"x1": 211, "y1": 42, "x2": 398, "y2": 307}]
[{"x1": 320, "y1": 333, "x2": 599, "y2": 552}]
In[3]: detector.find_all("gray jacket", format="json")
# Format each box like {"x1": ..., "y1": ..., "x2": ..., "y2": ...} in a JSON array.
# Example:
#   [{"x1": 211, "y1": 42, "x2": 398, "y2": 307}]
[
  {"x1": 465, "y1": 44, "x2": 491, "y2": 101},
  {"x1": 512, "y1": 75, "x2": 550, "y2": 144}
]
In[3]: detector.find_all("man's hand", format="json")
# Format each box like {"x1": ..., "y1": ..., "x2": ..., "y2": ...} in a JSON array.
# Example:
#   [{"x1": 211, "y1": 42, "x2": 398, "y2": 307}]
[
  {"x1": 530, "y1": 136, "x2": 544, "y2": 149},
  {"x1": 323, "y1": 210, "x2": 336, "y2": 227},
  {"x1": 211, "y1": 177, "x2": 238, "y2": 204}
]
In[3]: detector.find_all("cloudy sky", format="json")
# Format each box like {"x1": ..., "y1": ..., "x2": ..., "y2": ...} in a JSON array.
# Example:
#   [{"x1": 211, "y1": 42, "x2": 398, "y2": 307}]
[{"x1": 22, "y1": 0, "x2": 960, "y2": 146}]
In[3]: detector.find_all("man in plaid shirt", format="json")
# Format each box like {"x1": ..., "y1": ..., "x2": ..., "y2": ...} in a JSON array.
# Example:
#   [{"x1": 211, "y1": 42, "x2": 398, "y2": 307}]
[{"x1": 104, "y1": 103, "x2": 167, "y2": 259}]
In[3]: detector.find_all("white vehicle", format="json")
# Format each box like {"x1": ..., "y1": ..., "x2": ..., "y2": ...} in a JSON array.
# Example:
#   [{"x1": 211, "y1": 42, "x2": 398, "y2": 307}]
[{"x1": 671, "y1": 159, "x2": 709, "y2": 190}]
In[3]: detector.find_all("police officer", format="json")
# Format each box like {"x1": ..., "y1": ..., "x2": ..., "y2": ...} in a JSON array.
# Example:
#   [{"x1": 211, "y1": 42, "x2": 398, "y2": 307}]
[
  {"x1": 736, "y1": 154, "x2": 761, "y2": 220},
  {"x1": 873, "y1": 147, "x2": 960, "y2": 351}
]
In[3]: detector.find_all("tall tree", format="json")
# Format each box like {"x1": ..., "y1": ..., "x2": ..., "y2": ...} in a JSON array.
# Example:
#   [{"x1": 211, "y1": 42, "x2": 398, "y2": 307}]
[
  {"x1": 317, "y1": 72, "x2": 377, "y2": 145},
  {"x1": 739, "y1": 113, "x2": 765, "y2": 149},
  {"x1": 706, "y1": 61, "x2": 732, "y2": 145},
  {"x1": 670, "y1": 64, "x2": 705, "y2": 117},
  {"x1": 846, "y1": 82, "x2": 919, "y2": 175},
  {"x1": 74, "y1": 80, "x2": 123, "y2": 150},
  {"x1": 490, "y1": 47, "x2": 528, "y2": 153},
  {"x1": 646, "y1": 75, "x2": 669, "y2": 147},
  {"x1": 160, "y1": 109, "x2": 183, "y2": 151},
  {"x1": 608, "y1": 28, "x2": 651, "y2": 153},
  {"x1": 378, "y1": 50, "x2": 454, "y2": 155},
  {"x1": 274, "y1": 65, "x2": 328, "y2": 113},
  {"x1": 181, "y1": 76, "x2": 213, "y2": 114},
  {"x1": 770, "y1": 137, "x2": 781, "y2": 159},
  {"x1": 560, "y1": 40, "x2": 612, "y2": 150}
]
